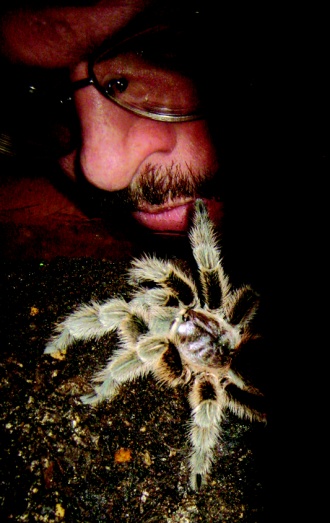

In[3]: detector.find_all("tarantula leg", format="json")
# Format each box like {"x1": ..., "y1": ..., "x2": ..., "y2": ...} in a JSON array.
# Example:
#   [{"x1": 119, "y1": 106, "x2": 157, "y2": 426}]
[
  {"x1": 224, "y1": 285, "x2": 260, "y2": 328},
  {"x1": 81, "y1": 344, "x2": 150, "y2": 405},
  {"x1": 190, "y1": 199, "x2": 230, "y2": 310},
  {"x1": 129, "y1": 255, "x2": 198, "y2": 307},
  {"x1": 150, "y1": 339, "x2": 191, "y2": 386},
  {"x1": 117, "y1": 304, "x2": 150, "y2": 346},
  {"x1": 223, "y1": 370, "x2": 266, "y2": 423},
  {"x1": 137, "y1": 335, "x2": 170, "y2": 364},
  {"x1": 44, "y1": 298, "x2": 130, "y2": 355},
  {"x1": 188, "y1": 373, "x2": 224, "y2": 490},
  {"x1": 81, "y1": 305, "x2": 153, "y2": 404},
  {"x1": 130, "y1": 286, "x2": 176, "y2": 308}
]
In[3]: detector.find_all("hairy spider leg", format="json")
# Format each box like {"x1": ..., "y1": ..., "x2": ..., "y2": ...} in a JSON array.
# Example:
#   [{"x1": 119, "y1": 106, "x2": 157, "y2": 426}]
[
  {"x1": 188, "y1": 372, "x2": 224, "y2": 490},
  {"x1": 81, "y1": 303, "x2": 158, "y2": 404},
  {"x1": 148, "y1": 338, "x2": 192, "y2": 387},
  {"x1": 80, "y1": 344, "x2": 147, "y2": 405},
  {"x1": 223, "y1": 369, "x2": 266, "y2": 423},
  {"x1": 189, "y1": 200, "x2": 230, "y2": 310},
  {"x1": 224, "y1": 285, "x2": 260, "y2": 329},
  {"x1": 130, "y1": 286, "x2": 179, "y2": 308},
  {"x1": 44, "y1": 298, "x2": 131, "y2": 355},
  {"x1": 129, "y1": 255, "x2": 199, "y2": 307}
]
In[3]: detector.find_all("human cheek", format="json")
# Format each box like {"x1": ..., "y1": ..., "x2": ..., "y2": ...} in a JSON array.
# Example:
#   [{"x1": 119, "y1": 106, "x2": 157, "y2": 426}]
[{"x1": 177, "y1": 120, "x2": 219, "y2": 172}]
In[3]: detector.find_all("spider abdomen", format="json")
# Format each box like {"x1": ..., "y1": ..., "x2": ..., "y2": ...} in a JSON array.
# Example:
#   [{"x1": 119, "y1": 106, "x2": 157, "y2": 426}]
[{"x1": 175, "y1": 309, "x2": 239, "y2": 367}]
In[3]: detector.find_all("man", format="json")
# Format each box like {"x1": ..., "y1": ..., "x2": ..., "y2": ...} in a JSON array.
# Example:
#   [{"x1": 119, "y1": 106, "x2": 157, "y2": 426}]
[{"x1": 0, "y1": 0, "x2": 229, "y2": 236}]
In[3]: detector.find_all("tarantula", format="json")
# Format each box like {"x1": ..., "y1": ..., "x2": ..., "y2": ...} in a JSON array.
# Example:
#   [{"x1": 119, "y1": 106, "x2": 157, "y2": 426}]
[{"x1": 44, "y1": 199, "x2": 266, "y2": 490}]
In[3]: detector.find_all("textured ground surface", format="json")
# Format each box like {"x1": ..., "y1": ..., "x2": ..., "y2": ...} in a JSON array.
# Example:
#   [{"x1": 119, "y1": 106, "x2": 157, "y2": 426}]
[{"x1": 1, "y1": 256, "x2": 270, "y2": 523}]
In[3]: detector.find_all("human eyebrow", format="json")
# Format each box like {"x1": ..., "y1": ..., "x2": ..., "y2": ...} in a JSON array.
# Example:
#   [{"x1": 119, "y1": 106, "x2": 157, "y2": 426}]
[{"x1": 92, "y1": 22, "x2": 202, "y2": 80}]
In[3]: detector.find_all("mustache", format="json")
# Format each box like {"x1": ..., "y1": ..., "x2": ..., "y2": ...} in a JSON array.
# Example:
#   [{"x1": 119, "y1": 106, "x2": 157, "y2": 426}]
[{"x1": 83, "y1": 163, "x2": 221, "y2": 213}]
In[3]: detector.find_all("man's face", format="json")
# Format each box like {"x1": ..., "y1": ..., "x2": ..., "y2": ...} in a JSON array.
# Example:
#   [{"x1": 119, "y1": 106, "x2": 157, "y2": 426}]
[{"x1": 0, "y1": 0, "x2": 222, "y2": 233}]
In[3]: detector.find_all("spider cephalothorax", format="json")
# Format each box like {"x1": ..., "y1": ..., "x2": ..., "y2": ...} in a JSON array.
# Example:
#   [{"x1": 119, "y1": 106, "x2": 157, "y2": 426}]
[{"x1": 45, "y1": 199, "x2": 266, "y2": 489}]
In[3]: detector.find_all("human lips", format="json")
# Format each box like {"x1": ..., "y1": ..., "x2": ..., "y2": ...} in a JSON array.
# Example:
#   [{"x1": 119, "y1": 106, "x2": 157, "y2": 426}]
[{"x1": 131, "y1": 199, "x2": 223, "y2": 233}]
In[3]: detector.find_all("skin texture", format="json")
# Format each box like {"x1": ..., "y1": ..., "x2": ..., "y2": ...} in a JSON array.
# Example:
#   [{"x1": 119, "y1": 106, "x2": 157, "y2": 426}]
[{"x1": 0, "y1": 0, "x2": 222, "y2": 232}]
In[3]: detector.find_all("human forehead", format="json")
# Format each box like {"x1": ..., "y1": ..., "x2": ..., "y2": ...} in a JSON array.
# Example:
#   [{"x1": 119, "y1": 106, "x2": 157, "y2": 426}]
[{"x1": 0, "y1": 0, "x2": 157, "y2": 67}]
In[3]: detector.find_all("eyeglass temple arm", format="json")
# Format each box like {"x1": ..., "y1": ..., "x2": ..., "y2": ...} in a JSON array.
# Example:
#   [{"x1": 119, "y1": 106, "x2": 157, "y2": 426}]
[
  {"x1": 71, "y1": 77, "x2": 94, "y2": 92},
  {"x1": 59, "y1": 77, "x2": 94, "y2": 104}
]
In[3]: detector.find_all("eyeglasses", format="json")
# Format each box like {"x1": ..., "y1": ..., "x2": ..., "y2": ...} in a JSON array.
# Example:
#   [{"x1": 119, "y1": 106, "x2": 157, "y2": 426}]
[
  {"x1": 53, "y1": 25, "x2": 206, "y2": 123},
  {"x1": 2, "y1": 23, "x2": 208, "y2": 157}
]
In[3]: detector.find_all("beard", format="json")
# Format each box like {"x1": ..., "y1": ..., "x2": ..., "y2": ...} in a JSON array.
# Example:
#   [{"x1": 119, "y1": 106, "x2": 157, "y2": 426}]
[{"x1": 82, "y1": 162, "x2": 222, "y2": 216}]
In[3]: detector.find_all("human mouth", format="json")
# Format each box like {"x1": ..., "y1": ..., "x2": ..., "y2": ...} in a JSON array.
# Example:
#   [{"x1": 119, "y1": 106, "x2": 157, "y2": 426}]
[{"x1": 131, "y1": 198, "x2": 224, "y2": 233}]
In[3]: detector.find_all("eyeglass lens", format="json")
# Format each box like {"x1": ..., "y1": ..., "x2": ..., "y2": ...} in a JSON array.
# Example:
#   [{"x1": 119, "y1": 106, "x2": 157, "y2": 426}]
[{"x1": 91, "y1": 28, "x2": 204, "y2": 120}]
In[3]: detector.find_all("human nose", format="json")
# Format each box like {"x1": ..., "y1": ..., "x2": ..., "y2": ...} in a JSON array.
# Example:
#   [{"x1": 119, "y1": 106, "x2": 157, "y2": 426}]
[{"x1": 75, "y1": 89, "x2": 177, "y2": 191}]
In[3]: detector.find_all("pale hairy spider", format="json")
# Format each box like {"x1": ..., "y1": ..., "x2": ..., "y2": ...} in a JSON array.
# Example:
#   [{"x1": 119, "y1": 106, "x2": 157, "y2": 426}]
[{"x1": 44, "y1": 199, "x2": 266, "y2": 490}]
